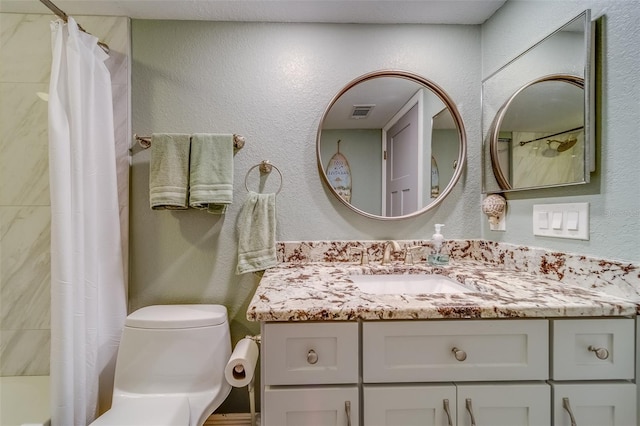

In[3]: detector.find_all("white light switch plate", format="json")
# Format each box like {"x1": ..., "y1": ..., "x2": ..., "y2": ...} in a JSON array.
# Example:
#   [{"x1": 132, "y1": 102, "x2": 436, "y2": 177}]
[{"x1": 533, "y1": 203, "x2": 589, "y2": 240}]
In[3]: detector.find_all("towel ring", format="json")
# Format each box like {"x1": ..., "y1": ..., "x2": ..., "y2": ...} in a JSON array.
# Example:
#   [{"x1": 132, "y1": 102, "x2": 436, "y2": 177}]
[{"x1": 244, "y1": 160, "x2": 283, "y2": 195}]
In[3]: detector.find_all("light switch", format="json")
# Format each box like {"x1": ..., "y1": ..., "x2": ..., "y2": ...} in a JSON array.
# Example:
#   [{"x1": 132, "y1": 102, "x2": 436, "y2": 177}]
[
  {"x1": 566, "y1": 211, "x2": 579, "y2": 230},
  {"x1": 533, "y1": 203, "x2": 589, "y2": 240},
  {"x1": 538, "y1": 211, "x2": 549, "y2": 229},
  {"x1": 551, "y1": 211, "x2": 563, "y2": 229}
]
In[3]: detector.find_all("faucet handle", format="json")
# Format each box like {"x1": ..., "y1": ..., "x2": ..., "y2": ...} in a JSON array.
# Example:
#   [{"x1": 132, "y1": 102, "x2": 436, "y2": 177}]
[
  {"x1": 349, "y1": 247, "x2": 369, "y2": 265},
  {"x1": 404, "y1": 246, "x2": 422, "y2": 265}
]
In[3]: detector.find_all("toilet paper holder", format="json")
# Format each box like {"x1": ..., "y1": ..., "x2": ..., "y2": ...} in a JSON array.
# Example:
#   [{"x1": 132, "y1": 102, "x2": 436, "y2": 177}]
[{"x1": 225, "y1": 335, "x2": 261, "y2": 426}]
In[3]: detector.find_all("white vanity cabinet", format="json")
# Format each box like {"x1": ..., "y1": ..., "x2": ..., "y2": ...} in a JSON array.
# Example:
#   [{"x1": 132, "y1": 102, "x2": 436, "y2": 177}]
[
  {"x1": 261, "y1": 322, "x2": 359, "y2": 426},
  {"x1": 260, "y1": 318, "x2": 636, "y2": 426}
]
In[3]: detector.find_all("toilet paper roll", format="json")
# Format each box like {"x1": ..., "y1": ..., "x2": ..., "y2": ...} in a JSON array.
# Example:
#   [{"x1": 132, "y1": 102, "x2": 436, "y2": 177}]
[{"x1": 224, "y1": 338, "x2": 259, "y2": 388}]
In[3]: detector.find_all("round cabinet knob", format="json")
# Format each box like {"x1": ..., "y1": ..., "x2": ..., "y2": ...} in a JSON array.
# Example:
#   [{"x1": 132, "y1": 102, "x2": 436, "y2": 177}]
[
  {"x1": 452, "y1": 347, "x2": 467, "y2": 362},
  {"x1": 307, "y1": 349, "x2": 319, "y2": 364},
  {"x1": 588, "y1": 345, "x2": 609, "y2": 360}
]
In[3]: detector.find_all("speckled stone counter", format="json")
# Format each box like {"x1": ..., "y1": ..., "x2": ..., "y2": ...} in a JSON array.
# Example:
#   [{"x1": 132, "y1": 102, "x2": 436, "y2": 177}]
[
  {"x1": 247, "y1": 260, "x2": 636, "y2": 321},
  {"x1": 246, "y1": 240, "x2": 640, "y2": 322}
]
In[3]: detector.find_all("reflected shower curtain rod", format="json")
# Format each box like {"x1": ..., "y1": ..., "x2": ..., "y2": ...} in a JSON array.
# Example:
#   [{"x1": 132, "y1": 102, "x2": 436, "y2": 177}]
[
  {"x1": 518, "y1": 126, "x2": 584, "y2": 146},
  {"x1": 39, "y1": 0, "x2": 110, "y2": 53}
]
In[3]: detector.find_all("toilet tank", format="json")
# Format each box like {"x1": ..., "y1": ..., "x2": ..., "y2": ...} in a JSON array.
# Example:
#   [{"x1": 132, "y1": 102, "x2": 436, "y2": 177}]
[{"x1": 113, "y1": 305, "x2": 231, "y2": 395}]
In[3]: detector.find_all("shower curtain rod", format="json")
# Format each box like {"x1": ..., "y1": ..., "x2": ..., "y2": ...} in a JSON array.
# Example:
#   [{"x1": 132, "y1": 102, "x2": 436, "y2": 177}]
[
  {"x1": 39, "y1": 0, "x2": 110, "y2": 53},
  {"x1": 518, "y1": 126, "x2": 584, "y2": 146}
]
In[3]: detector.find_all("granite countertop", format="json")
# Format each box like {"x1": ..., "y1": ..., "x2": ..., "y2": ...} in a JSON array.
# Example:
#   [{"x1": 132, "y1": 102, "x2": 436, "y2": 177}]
[{"x1": 246, "y1": 260, "x2": 637, "y2": 322}]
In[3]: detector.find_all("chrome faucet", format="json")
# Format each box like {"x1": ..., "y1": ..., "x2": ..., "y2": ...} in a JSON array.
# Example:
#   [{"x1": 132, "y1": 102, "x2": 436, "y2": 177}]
[{"x1": 381, "y1": 240, "x2": 401, "y2": 265}]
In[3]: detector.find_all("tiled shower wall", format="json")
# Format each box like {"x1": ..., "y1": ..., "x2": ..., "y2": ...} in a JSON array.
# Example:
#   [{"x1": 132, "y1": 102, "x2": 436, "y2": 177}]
[{"x1": 0, "y1": 13, "x2": 130, "y2": 376}]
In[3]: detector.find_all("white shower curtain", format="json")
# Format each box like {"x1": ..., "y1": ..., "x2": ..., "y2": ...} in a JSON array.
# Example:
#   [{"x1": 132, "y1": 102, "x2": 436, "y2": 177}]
[{"x1": 48, "y1": 17, "x2": 127, "y2": 426}]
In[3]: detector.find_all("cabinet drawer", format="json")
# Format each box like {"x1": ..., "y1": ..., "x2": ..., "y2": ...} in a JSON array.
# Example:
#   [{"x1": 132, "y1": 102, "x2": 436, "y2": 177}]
[
  {"x1": 263, "y1": 385, "x2": 358, "y2": 426},
  {"x1": 551, "y1": 318, "x2": 634, "y2": 380},
  {"x1": 263, "y1": 322, "x2": 358, "y2": 385},
  {"x1": 363, "y1": 319, "x2": 548, "y2": 382}
]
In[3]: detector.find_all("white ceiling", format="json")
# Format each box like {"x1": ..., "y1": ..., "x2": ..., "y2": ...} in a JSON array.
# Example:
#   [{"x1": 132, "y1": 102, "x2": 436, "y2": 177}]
[{"x1": 0, "y1": 0, "x2": 506, "y2": 24}]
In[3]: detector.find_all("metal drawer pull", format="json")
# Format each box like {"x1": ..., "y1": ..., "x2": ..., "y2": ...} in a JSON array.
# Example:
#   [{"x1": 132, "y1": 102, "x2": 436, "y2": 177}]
[
  {"x1": 345, "y1": 400, "x2": 352, "y2": 426},
  {"x1": 465, "y1": 398, "x2": 477, "y2": 426},
  {"x1": 443, "y1": 399, "x2": 453, "y2": 426},
  {"x1": 588, "y1": 345, "x2": 609, "y2": 360},
  {"x1": 307, "y1": 349, "x2": 318, "y2": 364},
  {"x1": 452, "y1": 347, "x2": 467, "y2": 361},
  {"x1": 562, "y1": 397, "x2": 577, "y2": 426}
]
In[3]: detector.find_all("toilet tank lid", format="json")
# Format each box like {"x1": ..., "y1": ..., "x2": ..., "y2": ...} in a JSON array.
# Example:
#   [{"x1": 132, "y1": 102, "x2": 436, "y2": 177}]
[{"x1": 125, "y1": 305, "x2": 228, "y2": 329}]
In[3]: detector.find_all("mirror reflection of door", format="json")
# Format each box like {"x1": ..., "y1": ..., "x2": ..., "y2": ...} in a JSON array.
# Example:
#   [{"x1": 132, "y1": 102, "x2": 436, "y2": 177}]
[
  {"x1": 384, "y1": 103, "x2": 421, "y2": 216},
  {"x1": 431, "y1": 107, "x2": 458, "y2": 197}
]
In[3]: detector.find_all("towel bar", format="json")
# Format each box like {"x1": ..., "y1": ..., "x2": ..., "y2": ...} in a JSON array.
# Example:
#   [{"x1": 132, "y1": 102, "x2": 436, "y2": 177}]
[
  {"x1": 132, "y1": 134, "x2": 246, "y2": 151},
  {"x1": 244, "y1": 160, "x2": 283, "y2": 195}
]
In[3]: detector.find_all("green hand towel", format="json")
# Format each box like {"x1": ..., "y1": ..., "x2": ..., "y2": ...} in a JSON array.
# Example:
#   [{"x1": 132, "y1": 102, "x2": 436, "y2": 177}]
[
  {"x1": 149, "y1": 133, "x2": 191, "y2": 210},
  {"x1": 236, "y1": 191, "x2": 277, "y2": 275},
  {"x1": 189, "y1": 133, "x2": 234, "y2": 214}
]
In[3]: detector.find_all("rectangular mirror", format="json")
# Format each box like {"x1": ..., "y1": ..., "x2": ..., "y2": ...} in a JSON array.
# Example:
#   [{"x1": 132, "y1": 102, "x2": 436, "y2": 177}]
[{"x1": 482, "y1": 10, "x2": 595, "y2": 193}]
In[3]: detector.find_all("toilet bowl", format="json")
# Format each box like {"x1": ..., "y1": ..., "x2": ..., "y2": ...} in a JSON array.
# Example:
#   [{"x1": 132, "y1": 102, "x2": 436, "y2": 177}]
[{"x1": 90, "y1": 304, "x2": 232, "y2": 426}]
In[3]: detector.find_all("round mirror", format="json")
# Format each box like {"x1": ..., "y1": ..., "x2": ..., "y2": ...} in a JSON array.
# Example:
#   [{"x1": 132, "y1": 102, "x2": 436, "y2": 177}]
[
  {"x1": 316, "y1": 70, "x2": 466, "y2": 220},
  {"x1": 489, "y1": 74, "x2": 585, "y2": 190}
]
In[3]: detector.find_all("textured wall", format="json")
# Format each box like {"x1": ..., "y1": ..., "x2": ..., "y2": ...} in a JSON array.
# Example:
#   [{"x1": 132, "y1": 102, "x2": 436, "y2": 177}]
[
  {"x1": 0, "y1": 13, "x2": 130, "y2": 376},
  {"x1": 481, "y1": 1, "x2": 640, "y2": 263},
  {"x1": 131, "y1": 3, "x2": 640, "y2": 413},
  {"x1": 131, "y1": 21, "x2": 481, "y2": 411}
]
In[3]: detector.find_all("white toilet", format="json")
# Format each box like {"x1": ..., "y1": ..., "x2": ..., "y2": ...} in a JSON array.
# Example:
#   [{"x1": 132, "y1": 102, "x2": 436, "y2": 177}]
[{"x1": 90, "y1": 304, "x2": 232, "y2": 426}]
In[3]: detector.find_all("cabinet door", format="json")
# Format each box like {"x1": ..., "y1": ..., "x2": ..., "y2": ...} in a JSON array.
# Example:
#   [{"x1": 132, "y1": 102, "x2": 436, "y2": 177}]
[
  {"x1": 457, "y1": 383, "x2": 550, "y2": 426},
  {"x1": 552, "y1": 382, "x2": 636, "y2": 426},
  {"x1": 363, "y1": 384, "x2": 456, "y2": 426},
  {"x1": 263, "y1": 385, "x2": 358, "y2": 426}
]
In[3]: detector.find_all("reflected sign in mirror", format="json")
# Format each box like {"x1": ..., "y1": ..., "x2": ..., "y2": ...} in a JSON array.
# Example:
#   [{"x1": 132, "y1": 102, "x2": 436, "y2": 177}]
[
  {"x1": 317, "y1": 70, "x2": 466, "y2": 220},
  {"x1": 482, "y1": 11, "x2": 595, "y2": 193}
]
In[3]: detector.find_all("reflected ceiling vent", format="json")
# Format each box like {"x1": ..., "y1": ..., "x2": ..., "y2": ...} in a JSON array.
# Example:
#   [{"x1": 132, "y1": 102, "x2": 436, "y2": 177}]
[{"x1": 350, "y1": 104, "x2": 375, "y2": 119}]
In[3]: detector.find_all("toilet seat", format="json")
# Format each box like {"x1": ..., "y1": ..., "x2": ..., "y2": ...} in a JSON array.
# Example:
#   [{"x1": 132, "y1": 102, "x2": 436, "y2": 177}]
[{"x1": 90, "y1": 396, "x2": 190, "y2": 426}]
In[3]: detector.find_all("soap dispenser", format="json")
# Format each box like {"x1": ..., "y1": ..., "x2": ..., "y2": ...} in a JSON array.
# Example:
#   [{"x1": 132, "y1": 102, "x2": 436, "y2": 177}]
[{"x1": 428, "y1": 223, "x2": 450, "y2": 265}]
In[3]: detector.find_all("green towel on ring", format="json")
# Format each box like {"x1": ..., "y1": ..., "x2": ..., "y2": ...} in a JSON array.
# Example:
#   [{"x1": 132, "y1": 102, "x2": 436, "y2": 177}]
[{"x1": 236, "y1": 191, "x2": 277, "y2": 274}]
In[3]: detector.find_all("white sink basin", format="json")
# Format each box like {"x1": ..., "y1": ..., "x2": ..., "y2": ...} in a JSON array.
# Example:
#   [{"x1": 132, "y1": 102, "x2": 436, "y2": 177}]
[{"x1": 350, "y1": 274, "x2": 472, "y2": 295}]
